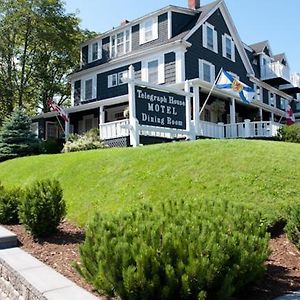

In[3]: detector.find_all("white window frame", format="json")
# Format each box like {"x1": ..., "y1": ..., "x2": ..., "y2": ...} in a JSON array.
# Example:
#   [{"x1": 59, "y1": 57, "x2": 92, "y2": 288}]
[
  {"x1": 222, "y1": 33, "x2": 235, "y2": 62},
  {"x1": 84, "y1": 78, "x2": 93, "y2": 101},
  {"x1": 91, "y1": 40, "x2": 102, "y2": 62},
  {"x1": 199, "y1": 59, "x2": 216, "y2": 83},
  {"x1": 268, "y1": 91, "x2": 275, "y2": 107},
  {"x1": 82, "y1": 75, "x2": 96, "y2": 101},
  {"x1": 110, "y1": 29, "x2": 131, "y2": 58},
  {"x1": 108, "y1": 74, "x2": 118, "y2": 88},
  {"x1": 203, "y1": 22, "x2": 218, "y2": 53},
  {"x1": 118, "y1": 71, "x2": 128, "y2": 85},
  {"x1": 256, "y1": 85, "x2": 262, "y2": 102},
  {"x1": 45, "y1": 121, "x2": 58, "y2": 140},
  {"x1": 139, "y1": 16, "x2": 158, "y2": 45},
  {"x1": 141, "y1": 55, "x2": 164, "y2": 84},
  {"x1": 280, "y1": 98, "x2": 287, "y2": 110}
]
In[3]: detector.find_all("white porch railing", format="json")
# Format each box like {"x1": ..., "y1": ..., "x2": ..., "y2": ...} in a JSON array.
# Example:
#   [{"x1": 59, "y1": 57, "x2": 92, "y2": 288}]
[
  {"x1": 99, "y1": 119, "x2": 129, "y2": 140},
  {"x1": 224, "y1": 121, "x2": 281, "y2": 139},
  {"x1": 196, "y1": 121, "x2": 224, "y2": 138},
  {"x1": 100, "y1": 119, "x2": 281, "y2": 141},
  {"x1": 262, "y1": 61, "x2": 290, "y2": 82}
]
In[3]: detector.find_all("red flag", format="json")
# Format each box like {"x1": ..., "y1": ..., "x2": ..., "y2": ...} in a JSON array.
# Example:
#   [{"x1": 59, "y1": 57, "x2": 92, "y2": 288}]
[
  {"x1": 286, "y1": 104, "x2": 295, "y2": 126},
  {"x1": 48, "y1": 99, "x2": 69, "y2": 122}
]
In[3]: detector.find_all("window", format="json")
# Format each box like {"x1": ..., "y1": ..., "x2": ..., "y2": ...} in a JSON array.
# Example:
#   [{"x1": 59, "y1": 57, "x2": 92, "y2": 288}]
[
  {"x1": 118, "y1": 71, "x2": 128, "y2": 85},
  {"x1": 269, "y1": 92, "x2": 275, "y2": 106},
  {"x1": 140, "y1": 16, "x2": 158, "y2": 44},
  {"x1": 222, "y1": 34, "x2": 235, "y2": 61},
  {"x1": 148, "y1": 60, "x2": 159, "y2": 83},
  {"x1": 46, "y1": 122, "x2": 58, "y2": 140},
  {"x1": 203, "y1": 23, "x2": 218, "y2": 53},
  {"x1": 108, "y1": 74, "x2": 118, "y2": 88},
  {"x1": 85, "y1": 79, "x2": 93, "y2": 100},
  {"x1": 92, "y1": 42, "x2": 102, "y2": 61},
  {"x1": 296, "y1": 102, "x2": 300, "y2": 111},
  {"x1": 280, "y1": 98, "x2": 287, "y2": 110},
  {"x1": 199, "y1": 59, "x2": 215, "y2": 83},
  {"x1": 142, "y1": 55, "x2": 164, "y2": 84},
  {"x1": 256, "y1": 85, "x2": 262, "y2": 101},
  {"x1": 110, "y1": 29, "x2": 131, "y2": 58}
]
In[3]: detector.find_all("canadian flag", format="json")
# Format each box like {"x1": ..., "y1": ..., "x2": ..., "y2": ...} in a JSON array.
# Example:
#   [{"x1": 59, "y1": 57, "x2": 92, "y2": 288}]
[{"x1": 286, "y1": 104, "x2": 295, "y2": 126}]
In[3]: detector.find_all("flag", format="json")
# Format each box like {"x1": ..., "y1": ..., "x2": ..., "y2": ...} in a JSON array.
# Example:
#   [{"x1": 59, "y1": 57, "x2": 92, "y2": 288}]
[
  {"x1": 48, "y1": 99, "x2": 69, "y2": 122},
  {"x1": 286, "y1": 104, "x2": 295, "y2": 126},
  {"x1": 216, "y1": 70, "x2": 255, "y2": 104}
]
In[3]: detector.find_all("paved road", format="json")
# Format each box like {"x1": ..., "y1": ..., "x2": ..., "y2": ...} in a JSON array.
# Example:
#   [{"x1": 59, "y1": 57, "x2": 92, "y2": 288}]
[{"x1": 275, "y1": 291, "x2": 300, "y2": 299}]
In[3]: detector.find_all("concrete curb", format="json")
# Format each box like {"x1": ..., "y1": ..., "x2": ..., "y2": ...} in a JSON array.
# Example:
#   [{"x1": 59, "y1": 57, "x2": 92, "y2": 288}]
[
  {"x1": 0, "y1": 226, "x2": 18, "y2": 249},
  {"x1": 0, "y1": 226, "x2": 98, "y2": 299}
]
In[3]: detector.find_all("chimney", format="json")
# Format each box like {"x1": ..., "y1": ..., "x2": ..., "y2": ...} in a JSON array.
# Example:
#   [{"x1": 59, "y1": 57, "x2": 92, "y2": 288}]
[
  {"x1": 121, "y1": 19, "x2": 130, "y2": 26},
  {"x1": 188, "y1": 0, "x2": 200, "y2": 9}
]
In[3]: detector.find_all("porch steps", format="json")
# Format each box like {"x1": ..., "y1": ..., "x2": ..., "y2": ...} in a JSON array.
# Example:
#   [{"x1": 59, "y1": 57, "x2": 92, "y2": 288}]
[{"x1": 0, "y1": 226, "x2": 18, "y2": 249}]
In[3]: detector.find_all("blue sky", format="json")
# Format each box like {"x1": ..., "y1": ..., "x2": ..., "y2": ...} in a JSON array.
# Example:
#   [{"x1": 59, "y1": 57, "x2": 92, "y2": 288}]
[{"x1": 64, "y1": 0, "x2": 299, "y2": 73}]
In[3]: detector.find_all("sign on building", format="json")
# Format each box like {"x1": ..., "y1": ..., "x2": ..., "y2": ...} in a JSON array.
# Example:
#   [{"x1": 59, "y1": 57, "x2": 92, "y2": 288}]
[{"x1": 135, "y1": 86, "x2": 186, "y2": 130}]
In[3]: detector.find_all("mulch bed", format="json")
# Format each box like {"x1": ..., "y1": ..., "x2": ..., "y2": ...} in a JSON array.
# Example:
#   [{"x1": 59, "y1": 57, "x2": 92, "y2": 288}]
[{"x1": 4, "y1": 221, "x2": 300, "y2": 300}]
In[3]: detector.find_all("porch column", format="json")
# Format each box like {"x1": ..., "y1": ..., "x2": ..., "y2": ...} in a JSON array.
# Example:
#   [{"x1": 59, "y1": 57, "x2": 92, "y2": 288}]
[
  {"x1": 270, "y1": 112, "x2": 274, "y2": 122},
  {"x1": 185, "y1": 81, "x2": 195, "y2": 140},
  {"x1": 193, "y1": 85, "x2": 200, "y2": 136},
  {"x1": 230, "y1": 98, "x2": 237, "y2": 138},
  {"x1": 99, "y1": 106, "x2": 105, "y2": 140},
  {"x1": 259, "y1": 108, "x2": 263, "y2": 121},
  {"x1": 64, "y1": 115, "x2": 70, "y2": 141}
]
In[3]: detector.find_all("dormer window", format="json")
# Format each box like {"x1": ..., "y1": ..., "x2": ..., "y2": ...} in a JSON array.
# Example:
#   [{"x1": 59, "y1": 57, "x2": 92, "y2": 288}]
[
  {"x1": 203, "y1": 23, "x2": 218, "y2": 53},
  {"x1": 91, "y1": 41, "x2": 102, "y2": 61},
  {"x1": 140, "y1": 16, "x2": 158, "y2": 44},
  {"x1": 110, "y1": 29, "x2": 131, "y2": 58},
  {"x1": 222, "y1": 34, "x2": 235, "y2": 62}
]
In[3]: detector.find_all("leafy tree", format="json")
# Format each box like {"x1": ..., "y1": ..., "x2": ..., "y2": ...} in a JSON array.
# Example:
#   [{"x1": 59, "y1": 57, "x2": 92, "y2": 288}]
[
  {"x1": 0, "y1": 108, "x2": 38, "y2": 161},
  {"x1": 0, "y1": 0, "x2": 87, "y2": 121}
]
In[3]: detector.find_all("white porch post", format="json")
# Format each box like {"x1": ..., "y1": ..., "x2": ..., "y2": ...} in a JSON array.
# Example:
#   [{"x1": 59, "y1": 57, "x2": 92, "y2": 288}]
[
  {"x1": 270, "y1": 112, "x2": 274, "y2": 122},
  {"x1": 175, "y1": 50, "x2": 186, "y2": 83},
  {"x1": 64, "y1": 115, "x2": 69, "y2": 141},
  {"x1": 99, "y1": 106, "x2": 105, "y2": 140},
  {"x1": 259, "y1": 108, "x2": 263, "y2": 121},
  {"x1": 128, "y1": 65, "x2": 140, "y2": 147},
  {"x1": 244, "y1": 119, "x2": 251, "y2": 138},
  {"x1": 193, "y1": 85, "x2": 200, "y2": 137},
  {"x1": 185, "y1": 81, "x2": 194, "y2": 140},
  {"x1": 230, "y1": 98, "x2": 237, "y2": 138}
]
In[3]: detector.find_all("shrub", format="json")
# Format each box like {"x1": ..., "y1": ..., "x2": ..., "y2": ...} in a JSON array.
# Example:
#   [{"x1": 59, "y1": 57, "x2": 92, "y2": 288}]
[
  {"x1": 0, "y1": 184, "x2": 23, "y2": 224},
  {"x1": 278, "y1": 124, "x2": 300, "y2": 143},
  {"x1": 285, "y1": 204, "x2": 300, "y2": 249},
  {"x1": 77, "y1": 199, "x2": 269, "y2": 300},
  {"x1": 0, "y1": 109, "x2": 38, "y2": 162},
  {"x1": 19, "y1": 179, "x2": 66, "y2": 238},
  {"x1": 62, "y1": 129, "x2": 107, "y2": 153},
  {"x1": 40, "y1": 138, "x2": 64, "y2": 154}
]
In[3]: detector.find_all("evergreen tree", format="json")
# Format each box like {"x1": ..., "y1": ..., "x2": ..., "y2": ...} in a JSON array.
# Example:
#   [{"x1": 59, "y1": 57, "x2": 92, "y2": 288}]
[{"x1": 0, "y1": 109, "x2": 37, "y2": 162}]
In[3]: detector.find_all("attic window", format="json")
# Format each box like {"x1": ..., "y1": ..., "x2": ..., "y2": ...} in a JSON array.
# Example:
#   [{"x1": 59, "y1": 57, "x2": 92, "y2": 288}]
[
  {"x1": 140, "y1": 16, "x2": 158, "y2": 45},
  {"x1": 110, "y1": 29, "x2": 131, "y2": 58},
  {"x1": 203, "y1": 23, "x2": 218, "y2": 53},
  {"x1": 222, "y1": 34, "x2": 235, "y2": 62}
]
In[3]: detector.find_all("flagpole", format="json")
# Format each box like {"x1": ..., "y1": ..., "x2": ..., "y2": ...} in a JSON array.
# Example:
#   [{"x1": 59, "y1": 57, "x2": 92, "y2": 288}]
[
  {"x1": 55, "y1": 115, "x2": 66, "y2": 135},
  {"x1": 199, "y1": 68, "x2": 223, "y2": 118}
]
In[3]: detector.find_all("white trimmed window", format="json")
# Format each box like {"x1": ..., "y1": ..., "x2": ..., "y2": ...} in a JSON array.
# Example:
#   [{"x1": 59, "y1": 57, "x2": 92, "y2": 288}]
[
  {"x1": 140, "y1": 16, "x2": 158, "y2": 44},
  {"x1": 110, "y1": 29, "x2": 131, "y2": 58},
  {"x1": 84, "y1": 79, "x2": 93, "y2": 100},
  {"x1": 222, "y1": 34, "x2": 235, "y2": 61},
  {"x1": 199, "y1": 59, "x2": 215, "y2": 83},
  {"x1": 108, "y1": 74, "x2": 118, "y2": 88},
  {"x1": 269, "y1": 92, "x2": 275, "y2": 106},
  {"x1": 142, "y1": 55, "x2": 164, "y2": 84},
  {"x1": 280, "y1": 98, "x2": 287, "y2": 110},
  {"x1": 203, "y1": 23, "x2": 218, "y2": 53},
  {"x1": 256, "y1": 85, "x2": 262, "y2": 101},
  {"x1": 118, "y1": 71, "x2": 128, "y2": 85},
  {"x1": 91, "y1": 41, "x2": 102, "y2": 61}
]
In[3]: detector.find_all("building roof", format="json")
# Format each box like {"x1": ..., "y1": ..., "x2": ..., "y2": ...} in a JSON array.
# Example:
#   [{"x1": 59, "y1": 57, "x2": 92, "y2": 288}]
[
  {"x1": 249, "y1": 41, "x2": 269, "y2": 54},
  {"x1": 273, "y1": 53, "x2": 285, "y2": 62}
]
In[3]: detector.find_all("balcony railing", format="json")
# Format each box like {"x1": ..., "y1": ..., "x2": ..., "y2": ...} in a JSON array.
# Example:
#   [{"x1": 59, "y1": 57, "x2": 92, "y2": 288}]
[
  {"x1": 291, "y1": 73, "x2": 300, "y2": 88},
  {"x1": 261, "y1": 61, "x2": 290, "y2": 82}
]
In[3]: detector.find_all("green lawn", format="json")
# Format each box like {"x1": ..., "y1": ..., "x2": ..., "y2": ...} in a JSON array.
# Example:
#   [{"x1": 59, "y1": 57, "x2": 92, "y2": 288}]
[{"x1": 0, "y1": 139, "x2": 299, "y2": 226}]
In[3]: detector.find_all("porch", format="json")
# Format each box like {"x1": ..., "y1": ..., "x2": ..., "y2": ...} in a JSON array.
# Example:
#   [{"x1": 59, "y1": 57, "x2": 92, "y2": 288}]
[{"x1": 99, "y1": 119, "x2": 281, "y2": 141}]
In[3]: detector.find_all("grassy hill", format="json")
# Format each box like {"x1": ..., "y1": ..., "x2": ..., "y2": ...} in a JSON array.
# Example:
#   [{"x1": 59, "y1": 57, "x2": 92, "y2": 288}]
[{"x1": 0, "y1": 139, "x2": 299, "y2": 226}]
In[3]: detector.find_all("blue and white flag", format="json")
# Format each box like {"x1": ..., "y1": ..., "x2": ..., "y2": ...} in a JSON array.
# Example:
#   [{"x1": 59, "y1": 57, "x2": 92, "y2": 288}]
[{"x1": 216, "y1": 70, "x2": 255, "y2": 104}]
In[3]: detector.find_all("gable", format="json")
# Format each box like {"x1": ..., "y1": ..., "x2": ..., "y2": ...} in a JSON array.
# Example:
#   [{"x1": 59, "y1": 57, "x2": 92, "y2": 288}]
[{"x1": 184, "y1": 1, "x2": 254, "y2": 77}]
